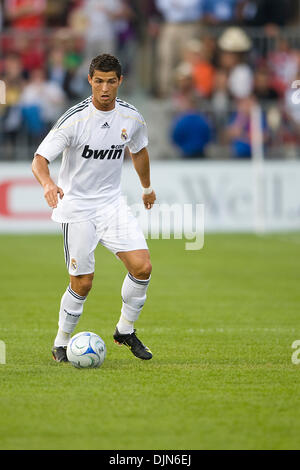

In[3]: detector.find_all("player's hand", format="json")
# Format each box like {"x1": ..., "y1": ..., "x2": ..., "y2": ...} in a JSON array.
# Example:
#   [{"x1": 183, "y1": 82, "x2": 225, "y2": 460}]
[
  {"x1": 142, "y1": 190, "x2": 156, "y2": 210},
  {"x1": 43, "y1": 183, "x2": 64, "y2": 209}
]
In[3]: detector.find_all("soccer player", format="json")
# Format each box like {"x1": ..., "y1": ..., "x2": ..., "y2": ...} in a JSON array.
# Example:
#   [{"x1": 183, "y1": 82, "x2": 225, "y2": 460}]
[{"x1": 32, "y1": 54, "x2": 156, "y2": 362}]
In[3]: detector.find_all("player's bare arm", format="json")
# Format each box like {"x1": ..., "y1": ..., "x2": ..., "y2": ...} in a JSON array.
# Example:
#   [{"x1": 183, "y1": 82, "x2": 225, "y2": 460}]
[
  {"x1": 130, "y1": 147, "x2": 156, "y2": 210},
  {"x1": 32, "y1": 154, "x2": 64, "y2": 209}
]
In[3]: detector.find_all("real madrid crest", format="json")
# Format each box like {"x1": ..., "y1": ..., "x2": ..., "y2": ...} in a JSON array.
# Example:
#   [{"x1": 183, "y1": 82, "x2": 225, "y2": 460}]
[
  {"x1": 121, "y1": 128, "x2": 128, "y2": 141},
  {"x1": 71, "y1": 258, "x2": 77, "y2": 270}
]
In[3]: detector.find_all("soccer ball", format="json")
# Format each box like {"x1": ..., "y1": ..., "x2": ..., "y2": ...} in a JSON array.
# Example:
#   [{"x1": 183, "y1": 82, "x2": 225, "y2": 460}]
[{"x1": 67, "y1": 331, "x2": 106, "y2": 369}]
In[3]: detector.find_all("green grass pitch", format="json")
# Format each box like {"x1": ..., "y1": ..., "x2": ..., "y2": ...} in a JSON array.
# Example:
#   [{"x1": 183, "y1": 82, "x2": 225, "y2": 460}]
[{"x1": 0, "y1": 233, "x2": 299, "y2": 450}]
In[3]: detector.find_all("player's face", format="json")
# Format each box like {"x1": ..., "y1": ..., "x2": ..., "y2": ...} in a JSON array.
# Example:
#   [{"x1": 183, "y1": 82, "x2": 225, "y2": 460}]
[{"x1": 88, "y1": 70, "x2": 123, "y2": 111}]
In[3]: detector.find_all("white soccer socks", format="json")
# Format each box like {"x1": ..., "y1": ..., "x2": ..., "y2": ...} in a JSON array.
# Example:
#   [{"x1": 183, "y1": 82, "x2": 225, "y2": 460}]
[
  {"x1": 54, "y1": 285, "x2": 87, "y2": 347},
  {"x1": 54, "y1": 274, "x2": 150, "y2": 346},
  {"x1": 116, "y1": 272, "x2": 151, "y2": 334}
]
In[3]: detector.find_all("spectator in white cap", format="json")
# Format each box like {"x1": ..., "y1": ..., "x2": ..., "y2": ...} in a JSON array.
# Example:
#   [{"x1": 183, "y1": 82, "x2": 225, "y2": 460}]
[
  {"x1": 218, "y1": 27, "x2": 253, "y2": 100},
  {"x1": 218, "y1": 26, "x2": 252, "y2": 53}
]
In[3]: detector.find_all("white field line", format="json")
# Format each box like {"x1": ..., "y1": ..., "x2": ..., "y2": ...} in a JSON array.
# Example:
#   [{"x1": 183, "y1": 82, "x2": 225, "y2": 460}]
[{"x1": 0, "y1": 327, "x2": 298, "y2": 335}]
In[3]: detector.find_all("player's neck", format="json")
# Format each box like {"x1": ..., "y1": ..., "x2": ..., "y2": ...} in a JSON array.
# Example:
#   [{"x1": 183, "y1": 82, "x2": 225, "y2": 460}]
[{"x1": 92, "y1": 96, "x2": 116, "y2": 112}]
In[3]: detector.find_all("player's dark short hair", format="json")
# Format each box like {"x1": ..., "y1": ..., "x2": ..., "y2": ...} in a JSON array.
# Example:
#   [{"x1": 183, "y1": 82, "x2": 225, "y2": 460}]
[{"x1": 89, "y1": 54, "x2": 122, "y2": 79}]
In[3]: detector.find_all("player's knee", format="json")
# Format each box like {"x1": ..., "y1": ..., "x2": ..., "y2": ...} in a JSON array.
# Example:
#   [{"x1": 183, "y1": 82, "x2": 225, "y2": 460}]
[
  {"x1": 80, "y1": 278, "x2": 93, "y2": 295},
  {"x1": 132, "y1": 260, "x2": 152, "y2": 280},
  {"x1": 70, "y1": 274, "x2": 94, "y2": 297}
]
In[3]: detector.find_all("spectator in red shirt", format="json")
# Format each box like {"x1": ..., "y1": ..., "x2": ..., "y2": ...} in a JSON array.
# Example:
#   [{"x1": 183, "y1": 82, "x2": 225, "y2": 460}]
[
  {"x1": 267, "y1": 37, "x2": 298, "y2": 96},
  {"x1": 14, "y1": 34, "x2": 45, "y2": 74},
  {"x1": 4, "y1": 0, "x2": 46, "y2": 30}
]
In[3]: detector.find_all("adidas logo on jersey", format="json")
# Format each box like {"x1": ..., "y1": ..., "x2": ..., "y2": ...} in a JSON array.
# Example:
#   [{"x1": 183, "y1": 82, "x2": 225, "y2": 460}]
[
  {"x1": 82, "y1": 144, "x2": 123, "y2": 160},
  {"x1": 101, "y1": 122, "x2": 110, "y2": 128}
]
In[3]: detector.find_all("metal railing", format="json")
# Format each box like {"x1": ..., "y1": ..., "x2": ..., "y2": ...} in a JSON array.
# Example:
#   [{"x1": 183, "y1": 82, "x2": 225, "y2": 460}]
[{"x1": 1, "y1": 26, "x2": 300, "y2": 160}]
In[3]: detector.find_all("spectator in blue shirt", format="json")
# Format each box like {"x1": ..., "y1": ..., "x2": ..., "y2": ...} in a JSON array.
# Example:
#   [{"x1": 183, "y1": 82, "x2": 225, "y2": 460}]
[
  {"x1": 225, "y1": 95, "x2": 269, "y2": 158},
  {"x1": 203, "y1": 0, "x2": 241, "y2": 24},
  {"x1": 171, "y1": 111, "x2": 212, "y2": 158}
]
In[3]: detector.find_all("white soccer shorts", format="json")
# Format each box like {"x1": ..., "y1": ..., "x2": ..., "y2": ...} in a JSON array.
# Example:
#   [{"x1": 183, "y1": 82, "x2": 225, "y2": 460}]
[{"x1": 61, "y1": 199, "x2": 148, "y2": 275}]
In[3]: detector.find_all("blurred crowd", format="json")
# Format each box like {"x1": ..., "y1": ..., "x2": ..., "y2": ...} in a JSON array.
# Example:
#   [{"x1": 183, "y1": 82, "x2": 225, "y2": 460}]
[{"x1": 1, "y1": 0, "x2": 300, "y2": 160}]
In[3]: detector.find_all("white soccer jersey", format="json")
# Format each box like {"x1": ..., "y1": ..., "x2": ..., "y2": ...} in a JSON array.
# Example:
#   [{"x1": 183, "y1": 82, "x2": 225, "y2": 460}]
[{"x1": 35, "y1": 96, "x2": 148, "y2": 223}]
